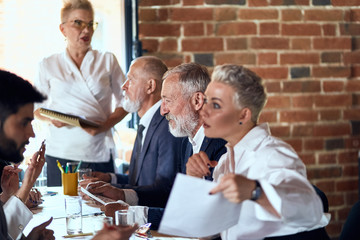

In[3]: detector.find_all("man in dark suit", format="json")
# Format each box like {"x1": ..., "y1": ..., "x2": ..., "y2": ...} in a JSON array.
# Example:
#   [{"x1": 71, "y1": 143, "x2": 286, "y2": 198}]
[
  {"x1": 102, "y1": 63, "x2": 227, "y2": 230},
  {"x1": 84, "y1": 56, "x2": 183, "y2": 208}
]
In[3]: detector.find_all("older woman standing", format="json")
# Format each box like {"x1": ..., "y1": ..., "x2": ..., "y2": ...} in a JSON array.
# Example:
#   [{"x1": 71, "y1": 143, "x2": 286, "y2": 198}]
[
  {"x1": 186, "y1": 64, "x2": 330, "y2": 239},
  {"x1": 34, "y1": 0, "x2": 127, "y2": 186}
]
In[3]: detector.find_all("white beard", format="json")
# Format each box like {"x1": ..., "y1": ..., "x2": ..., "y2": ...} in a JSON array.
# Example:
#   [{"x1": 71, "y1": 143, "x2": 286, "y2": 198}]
[{"x1": 167, "y1": 105, "x2": 199, "y2": 138}]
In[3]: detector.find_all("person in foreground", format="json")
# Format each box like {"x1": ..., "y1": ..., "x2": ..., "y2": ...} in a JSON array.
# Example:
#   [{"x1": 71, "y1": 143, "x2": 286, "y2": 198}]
[
  {"x1": 1, "y1": 70, "x2": 136, "y2": 240},
  {"x1": 0, "y1": 70, "x2": 54, "y2": 239},
  {"x1": 188, "y1": 64, "x2": 330, "y2": 239},
  {"x1": 34, "y1": 0, "x2": 128, "y2": 186}
]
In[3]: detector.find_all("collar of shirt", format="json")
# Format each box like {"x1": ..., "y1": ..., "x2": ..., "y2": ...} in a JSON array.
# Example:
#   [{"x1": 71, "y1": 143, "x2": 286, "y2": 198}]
[
  {"x1": 188, "y1": 125, "x2": 205, "y2": 154},
  {"x1": 138, "y1": 100, "x2": 162, "y2": 142}
]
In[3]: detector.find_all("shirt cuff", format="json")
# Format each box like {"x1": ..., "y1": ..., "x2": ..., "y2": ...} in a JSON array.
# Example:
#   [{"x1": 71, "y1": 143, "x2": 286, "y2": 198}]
[
  {"x1": 109, "y1": 173, "x2": 117, "y2": 184},
  {"x1": 123, "y1": 189, "x2": 139, "y2": 206},
  {"x1": 4, "y1": 196, "x2": 33, "y2": 240}
]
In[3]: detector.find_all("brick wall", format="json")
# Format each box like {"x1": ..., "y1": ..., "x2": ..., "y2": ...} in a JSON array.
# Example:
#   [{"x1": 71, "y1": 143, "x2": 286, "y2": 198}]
[{"x1": 138, "y1": 0, "x2": 360, "y2": 238}]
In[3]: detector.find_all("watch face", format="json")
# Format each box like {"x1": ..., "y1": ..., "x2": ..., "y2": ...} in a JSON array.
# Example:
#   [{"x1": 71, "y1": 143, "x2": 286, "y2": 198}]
[{"x1": 251, "y1": 181, "x2": 262, "y2": 201}]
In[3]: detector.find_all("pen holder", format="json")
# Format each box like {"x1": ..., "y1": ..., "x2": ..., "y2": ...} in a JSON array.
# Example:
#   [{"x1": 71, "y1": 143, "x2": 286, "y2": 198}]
[{"x1": 62, "y1": 172, "x2": 78, "y2": 196}]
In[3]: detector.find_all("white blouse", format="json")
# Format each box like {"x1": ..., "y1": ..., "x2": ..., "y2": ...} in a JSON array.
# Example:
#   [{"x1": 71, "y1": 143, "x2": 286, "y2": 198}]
[
  {"x1": 34, "y1": 49, "x2": 125, "y2": 162},
  {"x1": 213, "y1": 123, "x2": 330, "y2": 240}
]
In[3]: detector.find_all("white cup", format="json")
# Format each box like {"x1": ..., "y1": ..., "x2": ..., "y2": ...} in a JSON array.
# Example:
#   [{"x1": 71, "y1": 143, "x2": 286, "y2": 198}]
[
  {"x1": 115, "y1": 209, "x2": 135, "y2": 226},
  {"x1": 65, "y1": 196, "x2": 82, "y2": 234}
]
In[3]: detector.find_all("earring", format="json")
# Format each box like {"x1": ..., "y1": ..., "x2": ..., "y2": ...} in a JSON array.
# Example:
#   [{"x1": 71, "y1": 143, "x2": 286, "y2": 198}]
[{"x1": 239, "y1": 122, "x2": 242, "y2": 125}]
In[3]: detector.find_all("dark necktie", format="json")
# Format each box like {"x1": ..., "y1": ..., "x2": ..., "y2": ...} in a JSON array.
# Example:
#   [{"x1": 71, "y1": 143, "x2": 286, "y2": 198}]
[
  {"x1": 182, "y1": 141, "x2": 193, "y2": 173},
  {"x1": 130, "y1": 124, "x2": 145, "y2": 185}
]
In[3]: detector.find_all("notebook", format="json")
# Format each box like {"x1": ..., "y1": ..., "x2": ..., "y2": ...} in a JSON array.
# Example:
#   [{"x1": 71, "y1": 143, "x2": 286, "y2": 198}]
[{"x1": 39, "y1": 108, "x2": 100, "y2": 128}]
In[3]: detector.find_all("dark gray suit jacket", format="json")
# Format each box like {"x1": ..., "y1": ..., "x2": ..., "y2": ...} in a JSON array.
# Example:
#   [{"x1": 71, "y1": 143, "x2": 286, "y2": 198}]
[
  {"x1": 149, "y1": 136, "x2": 227, "y2": 230},
  {"x1": 114, "y1": 107, "x2": 184, "y2": 208}
]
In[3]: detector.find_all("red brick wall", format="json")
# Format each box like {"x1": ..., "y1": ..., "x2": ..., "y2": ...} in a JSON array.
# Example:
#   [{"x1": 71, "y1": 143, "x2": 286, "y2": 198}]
[{"x1": 139, "y1": 0, "x2": 360, "y2": 238}]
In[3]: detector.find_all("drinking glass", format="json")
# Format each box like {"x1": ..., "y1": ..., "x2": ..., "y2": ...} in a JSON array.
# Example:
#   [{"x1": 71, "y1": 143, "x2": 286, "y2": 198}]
[
  {"x1": 78, "y1": 168, "x2": 92, "y2": 181},
  {"x1": 115, "y1": 209, "x2": 135, "y2": 226},
  {"x1": 65, "y1": 196, "x2": 82, "y2": 234},
  {"x1": 93, "y1": 216, "x2": 113, "y2": 234}
]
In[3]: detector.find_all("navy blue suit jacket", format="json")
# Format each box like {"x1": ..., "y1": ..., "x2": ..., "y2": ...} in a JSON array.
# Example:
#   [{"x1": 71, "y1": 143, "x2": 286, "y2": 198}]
[
  {"x1": 149, "y1": 136, "x2": 227, "y2": 230},
  {"x1": 114, "y1": 107, "x2": 184, "y2": 208}
]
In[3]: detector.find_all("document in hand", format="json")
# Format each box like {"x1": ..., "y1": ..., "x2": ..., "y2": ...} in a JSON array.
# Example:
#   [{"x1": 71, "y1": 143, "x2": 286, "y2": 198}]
[
  {"x1": 159, "y1": 173, "x2": 241, "y2": 238},
  {"x1": 39, "y1": 108, "x2": 100, "y2": 128}
]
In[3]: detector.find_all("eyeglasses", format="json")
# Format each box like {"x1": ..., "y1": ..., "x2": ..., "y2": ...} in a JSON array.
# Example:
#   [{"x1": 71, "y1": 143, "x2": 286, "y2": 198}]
[{"x1": 64, "y1": 19, "x2": 98, "y2": 31}]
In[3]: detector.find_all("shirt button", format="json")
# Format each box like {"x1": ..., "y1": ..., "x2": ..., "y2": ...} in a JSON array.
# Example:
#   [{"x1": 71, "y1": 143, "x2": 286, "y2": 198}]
[{"x1": 18, "y1": 224, "x2": 24, "y2": 230}]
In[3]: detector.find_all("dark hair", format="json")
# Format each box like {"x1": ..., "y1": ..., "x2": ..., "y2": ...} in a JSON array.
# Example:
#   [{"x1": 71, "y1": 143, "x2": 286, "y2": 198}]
[{"x1": 0, "y1": 70, "x2": 46, "y2": 123}]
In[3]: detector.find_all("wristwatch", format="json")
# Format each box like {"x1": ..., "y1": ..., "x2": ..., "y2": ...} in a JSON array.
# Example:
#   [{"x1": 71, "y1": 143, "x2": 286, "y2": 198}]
[{"x1": 250, "y1": 180, "x2": 262, "y2": 201}]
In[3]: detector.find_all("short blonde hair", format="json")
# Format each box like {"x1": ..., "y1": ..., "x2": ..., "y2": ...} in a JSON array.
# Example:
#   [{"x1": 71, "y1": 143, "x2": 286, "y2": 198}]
[
  {"x1": 212, "y1": 64, "x2": 267, "y2": 123},
  {"x1": 61, "y1": 0, "x2": 94, "y2": 23}
]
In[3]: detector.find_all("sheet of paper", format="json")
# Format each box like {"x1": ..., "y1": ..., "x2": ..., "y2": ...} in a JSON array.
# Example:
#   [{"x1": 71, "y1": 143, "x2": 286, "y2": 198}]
[{"x1": 159, "y1": 173, "x2": 241, "y2": 238}]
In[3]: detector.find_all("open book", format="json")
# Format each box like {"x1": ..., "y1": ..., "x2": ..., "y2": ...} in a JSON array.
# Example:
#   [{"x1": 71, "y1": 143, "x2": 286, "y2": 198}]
[{"x1": 39, "y1": 108, "x2": 100, "y2": 128}]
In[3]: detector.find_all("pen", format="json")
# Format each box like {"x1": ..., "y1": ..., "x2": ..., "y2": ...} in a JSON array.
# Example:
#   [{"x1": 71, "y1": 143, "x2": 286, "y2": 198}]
[
  {"x1": 56, "y1": 160, "x2": 64, "y2": 173},
  {"x1": 74, "y1": 160, "x2": 82, "y2": 173},
  {"x1": 63, "y1": 232, "x2": 93, "y2": 238},
  {"x1": 36, "y1": 140, "x2": 46, "y2": 162}
]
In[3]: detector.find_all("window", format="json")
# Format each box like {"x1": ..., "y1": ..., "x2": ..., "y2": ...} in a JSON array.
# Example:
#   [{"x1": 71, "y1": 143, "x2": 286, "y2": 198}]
[{"x1": 0, "y1": 0, "x2": 136, "y2": 174}]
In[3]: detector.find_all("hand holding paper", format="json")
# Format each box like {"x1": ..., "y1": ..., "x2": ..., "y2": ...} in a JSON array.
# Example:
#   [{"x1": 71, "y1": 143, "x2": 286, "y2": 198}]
[{"x1": 159, "y1": 174, "x2": 241, "y2": 238}]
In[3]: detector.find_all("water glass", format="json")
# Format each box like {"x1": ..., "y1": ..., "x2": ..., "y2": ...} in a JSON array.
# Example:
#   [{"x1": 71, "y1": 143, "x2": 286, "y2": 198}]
[
  {"x1": 115, "y1": 209, "x2": 135, "y2": 226},
  {"x1": 129, "y1": 206, "x2": 149, "y2": 226},
  {"x1": 93, "y1": 216, "x2": 113, "y2": 234},
  {"x1": 78, "y1": 168, "x2": 92, "y2": 181},
  {"x1": 65, "y1": 196, "x2": 82, "y2": 234}
]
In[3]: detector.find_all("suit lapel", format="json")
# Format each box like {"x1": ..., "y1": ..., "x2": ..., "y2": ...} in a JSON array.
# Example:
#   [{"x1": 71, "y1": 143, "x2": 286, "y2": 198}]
[
  {"x1": 133, "y1": 107, "x2": 163, "y2": 184},
  {"x1": 200, "y1": 137, "x2": 211, "y2": 152}
]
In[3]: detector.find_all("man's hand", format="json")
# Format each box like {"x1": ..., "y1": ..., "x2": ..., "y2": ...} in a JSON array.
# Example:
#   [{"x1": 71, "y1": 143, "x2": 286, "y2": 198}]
[
  {"x1": 101, "y1": 202, "x2": 129, "y2": 219},
  {"x1": 25, "y1": 217, "x2": 55, "y2": 240},
  {"x1": 186, "y1": 151, "x2": 217, "y2": 178},
  {"x1": 0, "y1": 165, "x2": 21, "y2": 202},
  {"x1": 92, "y1": 224, "x2": 137, "y2": 240},
  {"x1": 86, "y1": 181, "x2": 125, "y2": 201}
]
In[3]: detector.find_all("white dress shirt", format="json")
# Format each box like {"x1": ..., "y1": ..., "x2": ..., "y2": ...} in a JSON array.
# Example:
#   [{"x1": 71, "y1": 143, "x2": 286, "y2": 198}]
[
  {"x1": 188, "y1": 126, "x2": 205, "y2": 154},
  {"x1": 213, "y1": 123, "x2": 330, "y2": 240},
  {"x1": 3, "y1": 196, "x2": 32, "y2": 240},
  {"x1": 34, "y1": 49, "x2": 125, "y2": 162}
]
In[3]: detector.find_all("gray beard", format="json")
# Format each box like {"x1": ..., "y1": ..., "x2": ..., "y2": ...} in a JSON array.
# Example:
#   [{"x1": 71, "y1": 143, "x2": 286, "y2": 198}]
[
  {"x1": 167, "y1": 109, "x2": 199, "y2": 138},
  {"x1": 122, "y1": 97, "x2": 141, "y2": 113}
]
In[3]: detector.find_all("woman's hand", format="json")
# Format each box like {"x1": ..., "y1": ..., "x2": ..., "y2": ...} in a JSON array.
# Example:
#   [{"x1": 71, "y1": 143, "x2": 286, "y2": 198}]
[
  {"x1": 186, "y1": 151, "x2": 217, "y2": 178},
  {"x1": 82, "y1": 123, "x2": 106, "y2": 136},
  {"x1": 51, "y1": 119, "x2": 68, "y2": 128},
  {"x1": 26, "y1": 188, "x2": 43, "y2": 209},
  {"x1": 209, "y1": 173, "x2": 255, "y2": 203},
  {"x1": 16, "y1": 148, "x2": 46, "y2": 203}
]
